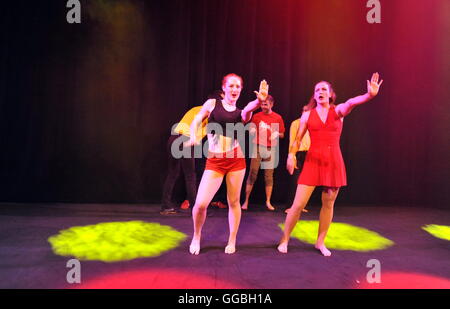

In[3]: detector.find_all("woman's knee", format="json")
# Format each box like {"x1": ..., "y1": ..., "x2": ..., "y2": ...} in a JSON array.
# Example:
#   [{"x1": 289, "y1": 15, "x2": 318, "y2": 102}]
[
  {"x1": 289, "y1": 203, "x2": 306, "y2": 218},
  {"x1": 291, "y1": 200, "x2": 307, "y2": 211},
  {"x1": 227, "y1": 197, "x2": 240, "y2": 208},
  {"x1": 194, "y1": 201, "x2": 209, "y2": 212},
  {"x1": 322, "y1": 188, "x2": 339, "y2": 206}
]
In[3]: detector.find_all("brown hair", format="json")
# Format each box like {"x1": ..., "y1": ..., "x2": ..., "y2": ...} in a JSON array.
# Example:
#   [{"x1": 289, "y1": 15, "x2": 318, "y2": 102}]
[
  {"x1": 303, "y1": 81, "x2": 337, "y2": 112},
  {"x1": 222, "y1": 73, "x2": 244, "y2": 88}
]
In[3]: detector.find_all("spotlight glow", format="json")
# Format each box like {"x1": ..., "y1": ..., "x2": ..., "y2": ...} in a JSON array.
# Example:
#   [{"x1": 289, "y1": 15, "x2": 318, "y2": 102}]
[
  {"x1": 422, "y1": 224, "x2": 450, "y2": 241},
  {"x1": 48, "y1": 221, "x2": 186, "y2": 262},
  {"x1": 76, "y1": 269, "x2": 245, "y2": 289},
  {"x1": 356, "y1": 272, "x2": 450, "y2": 289},
  {"x1": 279, "y1": 220, "x2": 394, "y2": 251}
]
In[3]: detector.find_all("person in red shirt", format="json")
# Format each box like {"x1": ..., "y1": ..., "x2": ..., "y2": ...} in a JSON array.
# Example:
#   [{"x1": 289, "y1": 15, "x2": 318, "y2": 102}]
[{"x1": 242, "y1": 95, "x2": 285, "y2": 211}]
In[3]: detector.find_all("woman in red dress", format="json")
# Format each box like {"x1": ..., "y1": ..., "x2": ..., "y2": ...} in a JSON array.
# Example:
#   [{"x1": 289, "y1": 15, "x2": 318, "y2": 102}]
[{"x1": 278, "y1": 73, "x2": 383, "y2": 256}]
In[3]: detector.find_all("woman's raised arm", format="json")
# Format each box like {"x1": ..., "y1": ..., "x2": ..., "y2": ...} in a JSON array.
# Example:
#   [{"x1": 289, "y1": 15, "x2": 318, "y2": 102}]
[{"x1": 336, "y1": 72, "x2": 383, "y2": 117}]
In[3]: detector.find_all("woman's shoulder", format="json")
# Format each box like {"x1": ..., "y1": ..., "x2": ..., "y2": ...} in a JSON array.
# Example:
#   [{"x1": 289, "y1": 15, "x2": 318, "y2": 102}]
[
  {"x1": 300, "y1": 110, "x2": 311, "y2": 121},
  {"x1": 202, "y1": 98, "x2": 217, "y2": 112},
  {"x1": 204, "y1": 98, "x2": 217, "y2": 106}
]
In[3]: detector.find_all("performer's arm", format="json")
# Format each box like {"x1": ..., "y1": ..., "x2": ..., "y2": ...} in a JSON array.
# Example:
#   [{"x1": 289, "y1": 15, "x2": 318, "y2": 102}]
[
  {"x1": 185, "y1": 99, "x2": 215, "y2": 147},
  {"x1": 278, "y1": 117, "x2": 286, "y2": 139},
  {"x1": 286, "y1": 112, "x2": 309, "y2": 175},
  {"x1": 271, "y1": 118, "x2": 285, "y2": 140},
  {"x1": 270, "y1": 131, "x2": 284, "y2": 140},
  {"x1": 241, "y1": 80, "x2": 269, "y2": 122},
  {"x1": 336, "y1": 72, "x2": 383, "y2": 117},
  {"x1": 277, "y1": 132, "x2": 285, "y2": 139}
]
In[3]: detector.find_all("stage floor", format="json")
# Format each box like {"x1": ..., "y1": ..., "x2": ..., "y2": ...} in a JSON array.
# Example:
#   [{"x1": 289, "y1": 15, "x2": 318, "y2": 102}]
[{"x1": 0, "y1": 203, "x2": 449, "y2": 289}]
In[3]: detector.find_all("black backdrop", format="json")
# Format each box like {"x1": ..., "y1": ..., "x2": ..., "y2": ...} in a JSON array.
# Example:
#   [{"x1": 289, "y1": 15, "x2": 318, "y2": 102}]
[{"x1": 1, "y1": 0, "x2": 449, "y2": 208}]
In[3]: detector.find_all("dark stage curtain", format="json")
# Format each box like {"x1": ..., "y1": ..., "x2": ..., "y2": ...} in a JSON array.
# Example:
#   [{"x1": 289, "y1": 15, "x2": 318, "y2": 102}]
[{"x1": 0, "y1": 0, "x2": 449, "y2": 208}]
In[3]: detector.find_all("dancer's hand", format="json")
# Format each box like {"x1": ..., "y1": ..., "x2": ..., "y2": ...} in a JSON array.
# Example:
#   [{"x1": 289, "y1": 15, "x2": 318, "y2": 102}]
[
  {"x1": 286, "y1": 154, "x2": 296, "y2": 175},
  {"x1": 270, "y1": 131, "x2": 279, "y2": 140},
  {"x1": 367, "y1": 72, "x2": 383, "y2": 98},
  {"x1": 183, "y1": 139, "x2": 199, "y2": 148},
  {"x1": 254, "y1": 79, "x2": 269, "y2": 102}
]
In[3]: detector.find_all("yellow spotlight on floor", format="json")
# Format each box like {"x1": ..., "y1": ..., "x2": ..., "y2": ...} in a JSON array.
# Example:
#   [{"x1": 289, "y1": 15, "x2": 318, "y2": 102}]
[
  {"x1": 48, "y1": 221, "x2": 186, "y2": 262},
  {"x1": 279, "y1": 220, "x2": 394, "y2": 252},
  {"x1": 422, "y1": 224, "x2": 450, "y2": 241}
]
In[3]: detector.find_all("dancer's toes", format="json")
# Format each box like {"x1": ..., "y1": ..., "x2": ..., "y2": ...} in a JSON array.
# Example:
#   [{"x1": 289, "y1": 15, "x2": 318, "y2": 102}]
[
  {"x1": 284, "y1": 208, "x2": 290, "y2": 214},
  {"x1": 225, "y1": 244, "x2": 236, "y2": 254},
  {"x1": 266, "y1": 202, "x2": 275, "y2": 211},
  {"x1": 189, "y1": 239, "x2": 200, "y2": 255},
  {"x1": 277, "y1": 242, "x2": 288, "y2": 254},
  {"x1": 315, "y1": 244, "x2": 331, "y2": 257}
]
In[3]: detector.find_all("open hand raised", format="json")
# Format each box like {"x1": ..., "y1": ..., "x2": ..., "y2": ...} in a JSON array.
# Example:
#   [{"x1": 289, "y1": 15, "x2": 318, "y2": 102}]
[
  {"x1": 254, "y1": 79, "x2": 269, "y2": 102},
  {"x1": 367, "y1": 72, "x2": 383, "y2": 98}
]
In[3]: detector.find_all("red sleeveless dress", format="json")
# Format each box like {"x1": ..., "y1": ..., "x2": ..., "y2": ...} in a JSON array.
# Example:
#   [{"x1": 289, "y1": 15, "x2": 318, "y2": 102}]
[{"x1": 298, "y1": 106, "x2": 347, "y2": 187}]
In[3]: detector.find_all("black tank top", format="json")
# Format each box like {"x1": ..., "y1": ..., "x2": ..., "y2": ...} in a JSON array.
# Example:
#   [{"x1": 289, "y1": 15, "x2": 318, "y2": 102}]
[{"x1": 208, "y1": 99, "x2": 242, "y2": 139}]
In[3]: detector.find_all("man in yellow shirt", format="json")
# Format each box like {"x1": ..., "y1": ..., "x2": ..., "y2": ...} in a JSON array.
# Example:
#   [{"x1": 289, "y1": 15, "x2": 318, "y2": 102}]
[
  {"x1": 160, "y1": 106, "x2": 208, "y2": 215},
  {"x1": 161, "y1": 91, "x2": 226, "y2": 214}
]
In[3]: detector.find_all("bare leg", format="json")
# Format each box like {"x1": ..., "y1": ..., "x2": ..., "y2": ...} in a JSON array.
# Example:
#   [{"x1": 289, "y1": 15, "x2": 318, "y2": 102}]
[
  {"x1": 285, "y1": 207, "x2": 308, "y2": 214},
  {"x1": 265, "y1": 185, "x2": 275, "y2": 210},
  {"x1": 190, "y1": 170, "x2": 224, "y2": 255},
  {"x1": 264, "y1": 168, "x2": 275, "y2": 210},
  {"x1": 315, "y1": 187, "x2": 339, "y2": 257},
  {"x1": 242, "y1": 155, "x2": 260, "y2": 210},
  {"x1": 224, "y1": 168, "x2": 246, "y2": 254},
  {"x1": 241, "y1": 182, "x2": 254, "y2": 210},
  {"x1": 278, "y1": 184, "x2": 315, "y2": 253}
]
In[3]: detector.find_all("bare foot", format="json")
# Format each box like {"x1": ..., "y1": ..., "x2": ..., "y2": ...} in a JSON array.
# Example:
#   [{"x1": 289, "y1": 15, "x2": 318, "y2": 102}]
[
  {"x1": 189, "y1": 238, "x2": 200, "y2": 255},
  {"x1": 241, "y1": 200, "x2": 248, "y2": 210},
  {"x1": 285, "y1": 207, "x2": 307, "y2": 214},
  {"x1": 225, "y1": 243, "x2": 236, "y2": 254},
  {"x1": 315, "y1": 244, "x2": 331, "y2": 257},
  {"x1": 277, "y1": 242, "x2": 288, "y2": 253},
  {"x1": 266, "y1": 202, "x2": 275, "y2": 211}
]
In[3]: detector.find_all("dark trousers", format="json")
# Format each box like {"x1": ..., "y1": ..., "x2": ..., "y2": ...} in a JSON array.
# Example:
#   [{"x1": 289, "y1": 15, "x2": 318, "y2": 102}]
[{"x1": 161, "y1": 135, "x2": 197, "y2": 211}]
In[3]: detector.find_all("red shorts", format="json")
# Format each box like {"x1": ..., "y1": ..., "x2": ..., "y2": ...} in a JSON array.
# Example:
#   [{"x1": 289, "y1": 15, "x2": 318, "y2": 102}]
[{"x1": 205, "y1": 147, "x2": 246, "y2": 175}]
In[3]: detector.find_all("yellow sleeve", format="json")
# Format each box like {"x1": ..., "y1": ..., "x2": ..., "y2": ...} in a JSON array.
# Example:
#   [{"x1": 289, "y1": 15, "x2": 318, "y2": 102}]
[
  {"x1": 289, "y1": 118, "x2": 310, "y2": 152},
  {"x1": 173, "y1": 106, "x2": 208, "y2": 141},
  {"x1": 289, "y1": 119, "x2": 300, "y2": 150}
]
